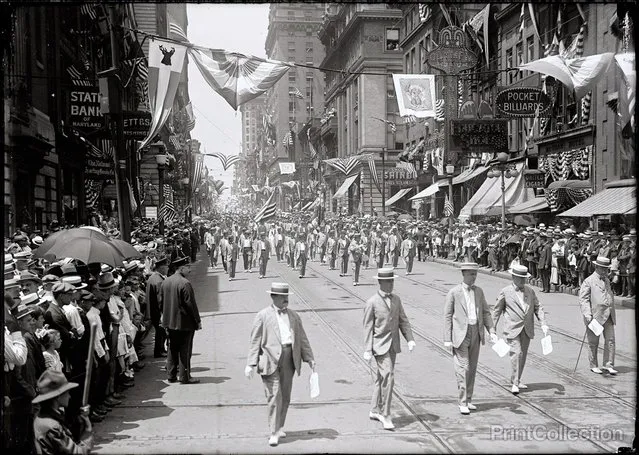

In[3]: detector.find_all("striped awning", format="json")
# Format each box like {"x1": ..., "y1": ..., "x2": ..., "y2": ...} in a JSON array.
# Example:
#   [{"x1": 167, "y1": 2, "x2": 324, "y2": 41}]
[
  {"x1": 332, "y1": 174, "x2": 358, "y2": 199},
  {"x1": 454, "y1": 166, "x2": 488, "y2": 185},
  {"x1": 410, "y1": 182, "x2": 440, "y2": 200},
  {"x1": 385, "y1": 188, "x2": 413, "y2": 207},
  {"x1": 558, "y1": 185, "x2": 636, "y2": 217},
  {"x1": 508, "y1": 198, "x2": 549, "y2": 214}
]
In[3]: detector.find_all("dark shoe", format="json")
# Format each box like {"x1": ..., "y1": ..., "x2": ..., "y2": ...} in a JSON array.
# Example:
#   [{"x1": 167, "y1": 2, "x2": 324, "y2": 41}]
[
  {"x1": 180, "y1": 377, "x2": 200, "y2": 384},
  {"x1": 167, "y1": 377, "x2": 178, "y2": 383},
  {"x1": 93, "y1": 407, "x2": 108, "y2": 416},
  {"x1": 90, "y1": 412, "x2": 104, "y2": 423},
  {"x1": 112, "y1": 392, "x2": 126, "y2": 399},
  {"x1": 104, "y1": 397, "x2": 122, "y2": 406},
  {"x1": 136, "y1": 353, "x2": 146, "y2": 361},
  {"x1": 154, "y1": 353, "x2": 168, "y2": 358}
]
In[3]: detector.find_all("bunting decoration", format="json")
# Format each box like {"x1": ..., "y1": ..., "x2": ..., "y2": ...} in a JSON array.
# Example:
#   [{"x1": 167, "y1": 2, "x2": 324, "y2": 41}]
[
  {"x1": 159, "y1": 184, "x2": 177, "y2": 222},
  {"x1": 206, "y1": 152, "x2": 240, "y2": 171},
  {"x1": 254, "y1": 190, "x2": 277, "y2": 223},
  {"x1": 444, "y1": 194, "x2": 454, "y2": 217},
  {"x1": 419, "y1": 4, "x2": 431, "y2": 23},
  {"x1": 581, "y1": 91, "x2": 592, "y2": 125},
  {"x1": 138, "y1": 38, "x2": 188, "y2": 150},
  {"x1": 538, "y1": 146, "x2": 592, "y2": 181},
  {"x1": 189, "y1": 46, "x2": 291, "y2": 110},
  {"x1": 435, "y1": 99, "x2": 445, "y2": 122},
  {"x1": 323, "y1": 156, "x2": 361, "y2": 176},
  {"x1": 466, "y1": 4, "x2": 490, "y2": 66}
]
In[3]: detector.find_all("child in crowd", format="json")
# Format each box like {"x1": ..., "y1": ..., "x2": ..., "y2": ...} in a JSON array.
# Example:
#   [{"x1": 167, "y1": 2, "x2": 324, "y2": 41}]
[{"x1": 38, "y1": 328, "x2": 64, "y2": 372}]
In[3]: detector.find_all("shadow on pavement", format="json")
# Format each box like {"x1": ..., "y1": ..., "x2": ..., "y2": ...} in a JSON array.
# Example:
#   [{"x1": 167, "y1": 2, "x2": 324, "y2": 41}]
[
  {"x1": 392, "y1": 412, "x2": 440, "y2": 429},
  {"x1": 474, "y1": 401, "x2": 526, "y2": 414},
  {"x1": 279, "y1": 428, "x2": 339, "y2": 444},
  {"x1": 188, "y1": 375, "x2": 231, "y2": 385},
  {"x1": 189, "y1": 366, "x2": 210, "y2": 373},
  {"x1": 522, "y1": 382, "x2": 566, "y2": 394}
]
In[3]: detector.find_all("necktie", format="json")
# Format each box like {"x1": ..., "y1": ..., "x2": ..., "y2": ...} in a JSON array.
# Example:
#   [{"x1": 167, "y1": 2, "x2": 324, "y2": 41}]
[
  {"x1": 278, "y1": 308, "x2": 287, "y2": 315},
  {"x1": 464, "y1": 285, "x2": 475, "y2": 292}
]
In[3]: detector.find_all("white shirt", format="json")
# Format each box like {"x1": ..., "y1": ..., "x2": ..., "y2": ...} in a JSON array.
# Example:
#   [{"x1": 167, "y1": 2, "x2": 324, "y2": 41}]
[
  {"x1": 462, "y1": 284, "x2": 477, "y2": 325},
  {"x1": 86, "y1": 307, "x2": 107, "y2": 357},
  {"x1": 513, "y1": 284, "x2": 527, "y2": 310},
  {"x1": 4, "y1": 327, "x2": 27, "y2": 372},
  {"x1": 273, "y1": 305, "x2": 293, "y2": 344},
  {"x1": 378, "y1": 291, "x2": 392, "y2": 310},
  {"x1": 63, "y1": 302, "x2": 85, "y2": 336},
  {"x1": 261, "y1": 241, "x2": 266, "y2": 251}
]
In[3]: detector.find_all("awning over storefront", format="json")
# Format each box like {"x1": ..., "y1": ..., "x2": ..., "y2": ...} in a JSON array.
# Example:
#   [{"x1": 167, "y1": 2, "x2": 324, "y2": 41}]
[
  {"x1": 410, "y1": 182, "x2": 440, "y2": 200},
  {"x1": 459, "y1": 162, "x2": 535, "y2": 217},
  {"x1": 332, "y1": 174, "x2": 358, "y2": 199},
  {"x1": 454, "y1": 166, "x2": 488, "y2": 185},
  {"x1": 558, "y1": 185, "x2": 636, "y2": 217},
  {"x1": 385, "y1": 188, "x2": 413, "y2": 207},
  {"x1": 508, "y1": 198, "x2": 549, "y2": 214}
]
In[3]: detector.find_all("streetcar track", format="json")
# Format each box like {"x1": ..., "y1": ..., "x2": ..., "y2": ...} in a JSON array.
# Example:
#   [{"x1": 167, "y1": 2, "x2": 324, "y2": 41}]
[{"x1": 291, "y1": 261, "x2": 632, "y2": 452}]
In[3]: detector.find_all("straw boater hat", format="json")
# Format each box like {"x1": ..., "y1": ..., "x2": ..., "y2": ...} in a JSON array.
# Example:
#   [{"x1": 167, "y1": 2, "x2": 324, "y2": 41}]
[
  {"x1": 267, "y1": 282, "x2": 292, "y2": 295},
  {"x1": 20, "y1": 293, "x2": 44, "y2": 306},
  {"x1": 374, "y1": 267, "x2": 395, "y2": 280},
  {"x1": 509, "y1": 264, "x2": 531, "y2": 278},
  {"x1": 62, "y1": 275, "x2": 87, "y2": 290},
  {"x1": 460, "y1": 262, "x2": 479, "y2": 271},
  {"x1": 592, "y1": 256, "x2": 611, "y2": 268},
  {"x1": 32, "y1": 370, "x2": 79, "y2": 404},
  {"x1": 13, "y1": 303, "x2": 34, "y2": 320}
]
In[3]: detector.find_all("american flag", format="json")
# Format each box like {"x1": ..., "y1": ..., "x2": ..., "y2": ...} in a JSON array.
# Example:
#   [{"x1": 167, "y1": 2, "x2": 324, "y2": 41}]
[
  {"x1": 184, "y1": 102, "x2": 196, "y2": 131},
  {"x1": 169, "y1": 135, "x2": 181, "y2": 150},
  {"x1": 419, "y1": 4, "x2": 431, "y2": 23},
  {"x1": 360, "y1": 153, "x2": 381, "y2": 194},
  {"x1": 518, "y1": 3, "x2": 526, "y2": 43},
  {"x1": 371, "y1": 116, "x2": 397, "y2": 133},
  {"x1": 444, "y1": 194, "x2": 454, "y2": 217},
  {"x1": 290, "y1": 87, "x2": 304, "y2": 99},
  {"x1": 323, "y1": 156, "x2": 361, "y2": 177},
  {"x1": 192, "y1": 154, "x2": 204, "y2": 189},
  {"x1": 159, "y1": 184, "x2": 176, "y2": 222},
  {"x1": 169, "y1": 20, "x2": 188, "y2": 42},
  {"x1": 207, "y1": 152, "x2": 240, "y2": 171},
  {"x1": 67, "y1": 65, "x2": 91, "y2": 86},
  {"x1": 307, "y1": 129, "x2": 318, "y2": 160},
  {"x1": 435, "y1": 99, "x2": 445, "y2": 122},
  {"x1": 189, "y1": 47, "x2": 291, "y2": 110},
  {"x1": 85, "y1": 179, "x2": 101, "y2": 209},
  {"x1": 283, "y1": 131, "x2": 293, "y2": 148},
  {"x1": 396, "y1": 161, "x2": 417, "y2": 179},
  {"x1": 402, "y1": 115, "x2": 418, "y2": 126},
  {"x1": 254, "y1": 190, "x2": 277, "y2": 223},
  {"x1": 80, "y1": 4, "x2": 97, "y2": 20},
  {"x1": 127, "y1": 179, "x2": 138, "y2": 213}
]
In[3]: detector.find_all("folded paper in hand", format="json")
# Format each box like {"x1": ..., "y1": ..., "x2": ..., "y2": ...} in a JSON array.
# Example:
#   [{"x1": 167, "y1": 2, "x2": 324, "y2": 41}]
[
  {"x1": 588, "y1": 319, "x2": 604, "y2": 336},
  {"x1": 541, "y1": 335, "x2": 553, "y2": 355},
  {"x1": 310, "y1": 371, "x2": 320, "y2": 398},
  {"x1": 492, "y1": 338, "x2": 510, "y2": 357}
]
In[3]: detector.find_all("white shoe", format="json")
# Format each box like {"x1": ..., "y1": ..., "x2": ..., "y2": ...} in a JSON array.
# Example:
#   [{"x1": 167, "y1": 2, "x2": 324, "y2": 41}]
[
  {"x1": 229, "y1": 277, "x2": 233, "y2": 281},
  {"x1": 518, "y1": 383, "x2": 528, "y2": 389},
  {"x1": 268, "y1": 435, "x2": 279, "y2": 446},
  {"x1": 605, "y1": 366, "x2": 618, "y2": 375},
  {"x1": 381, "y1": 416, "x2": 395, "y2": 430},
  {"x1": 369, "y1": 411, "x2": 382, "y2": 421},
  {"x1": 277, "y1": 429, "x2": 286, "y2": 438},
  {"x1": 591, "y1": 367, "x2": 603, "y2": 374},
  {"x1": 511, "y1": 385, "x2": 519, "y2": 394},
  {"x1": 467, "y1": 403, "x2": 477, "y2": 410},
  {"x1": 459, "y1": 405, "x2": 470, "y2": 415}
]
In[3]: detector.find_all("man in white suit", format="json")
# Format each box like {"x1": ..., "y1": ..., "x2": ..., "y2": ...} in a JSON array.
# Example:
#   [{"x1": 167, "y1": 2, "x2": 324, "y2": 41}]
[
  {"x1": 363, "y1": 268, "x2": 415, "y2": 430},
  {"x1": 492, "y1": 264, "x2": 549, "y2": 394},
  {"x1": 245, "y1": 283, "x2": 316, "y2": 447},
  {"x1": 444, "y1": 263, "x2": 497, "y2": 414}
]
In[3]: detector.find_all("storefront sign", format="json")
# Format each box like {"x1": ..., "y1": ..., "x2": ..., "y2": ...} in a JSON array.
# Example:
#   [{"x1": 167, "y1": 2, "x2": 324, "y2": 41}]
[
  {"x1": 535, "y1": 126, "x2": 595, "y2": 155},
  {"x1": 123, "y1": 112, "x2": 152, "y2": 139},
  {"x1": 450, "y1": 119, "x2": 508, "y2": 153},
  {"x1": 145, "y1": 206, "x2": 157, "y2": 219},
  {"x1": 524, "y1": 170, "x2": 545, "y2": 188},
  {"x1": 68, "y1": 86, "x2": 104, "y2": 130},
  {"x1": 496, "y1": 87, "x2": 552, "y2": 118},
  {"x1": 85, "y1": 156, "x2": 115, "y2": 180},
  {"x1": 380, "y1": 169, "x2": 415, "y2": 186}
]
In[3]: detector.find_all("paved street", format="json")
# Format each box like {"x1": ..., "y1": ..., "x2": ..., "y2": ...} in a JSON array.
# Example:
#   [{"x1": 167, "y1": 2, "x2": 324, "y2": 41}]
[{"x1": 94, "y1": 251, "x2": 636, "y2": 453}]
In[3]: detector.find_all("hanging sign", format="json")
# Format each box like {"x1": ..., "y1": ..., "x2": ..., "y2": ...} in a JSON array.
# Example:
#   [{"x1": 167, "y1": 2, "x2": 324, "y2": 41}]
[
  {"x1": 123, "y1": 112, "x2": 152, "y2": 139},
  {"x1": 68, "y1": 86, "x2": 104, "y2": 130},
  {"x1": 85, "y1": 156, "x2": 115, "y2": 180},
  {"x1": 524, "y1": 170, "x2": 546, "y2": 188},
  {"x1": 495, "y1": 87, "x2": 552, "y2": 118},
  {"x1": 450, "y1": 119, "x2": 508, "y2": 153}
]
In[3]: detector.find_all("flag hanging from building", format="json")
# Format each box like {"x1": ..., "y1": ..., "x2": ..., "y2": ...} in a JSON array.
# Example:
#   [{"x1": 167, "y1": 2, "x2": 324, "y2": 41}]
[
  {"x1": 184, "y1": 102, "x2": 196, "y2": 131},
  {"x1": 307, "y1": 129, "x2": 318, "y2": 160},
  {"x1": 159, "y1": 184, "x2": 177, "y2": 222},
  {"x1": 396, "y1": 161, "x2": 417, "y2": 179},
  {"x1": 444, "y1": 194, "x2": 455, "y2": 217},
  {"x1": 189, "y1": 46, "x2": 291, "y2": 110},
  {"x1": 192, "y1": 153, "x2": 204, "y2": 190},
  {"x1": 206, "y1": 152, "x2": 240, "y2": 171},
  {"x1": 138, "y1": 38, "x2": 188, "y2": 150},
  {"x1": 282, "y1": 131, "x2": 293, "y2": 147},
  {"x1": 465, "y1": 4, "x2": 490, "y2": 66},
  {"x1": 419, "y1": 4, "x2": 431, "y2": 23},
  {"x1": 168, "y1": 17, "x2": 188, "y2": 42},
  {"x1": 518, "y1": 3, "x2": 526, "y2": 43},
  {"x1": 359, "y1": 153, "x2": 381, "y2": 194},
  {"x1": 370, "y1": 116, "x2": 397, "y2": 133},
  {"x1": 254, "y1": 190, "x2": 277, "y2": 223},
  {"x1": 323, "y1": 156, "x2": 361, "y2": 176},
  {"x1": 392, "y1": 74, "x2": 437, "y2": 118},
  {"x1": 615, "y1": 52, "x2": 635, "y2": 132},
  {"x1": 435, "y1": 99, "x2": 445, "y2": 122},
  {"x1": 85, "y1": 179, "x2": 102, "y2": 209},
  {"x1": 67, "y1": 65, "x2": 92, "y2": 87},
  {"x1": 290, "y1": 87, "x2": 304, "y2": 99},
  {"x1": 80, "y1": 4, "x2": 97, "y2": 20},
  {"x1": 127, "y1": 179, "x2": 138, "y2": 214}
]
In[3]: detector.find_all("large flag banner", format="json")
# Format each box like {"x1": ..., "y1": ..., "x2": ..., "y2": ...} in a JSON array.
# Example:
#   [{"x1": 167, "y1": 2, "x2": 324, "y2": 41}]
[
  {"x1": 159, "y1": 184, "x2": 177, "y2": 222},
  {"x1": 206, "y1": 152, "x2": 240, "y2": 170},
  {"x1": 323, "y1": 156, "x2": 361, "y2": 176},
  {"x1": 615, "y1": 52, "x2": 636, "y2": 131},
  {"x1": 444, "y1": 194, "x2": 455, "y2": 217},
  {"x1": 468, "y1": 4, "x2": 490, "y2": 65},
  {"x1": 138, "y1": 38, "x2": 187, "y2": 150},
  {"x1": 278, "y1": 162, "x2": 296, "y2": 175},
  {"x1": 189, "y1": 47, "x2": 290, "y2": 110},
  {"x1": 392, "y1": 74, "x2": 437, "y2": 118},
  {"x1": 192, "y1": 154, "x2": 204, "y2": 191},
  {"x1": 254, "y1": 190, "x2": 277, "y2": 223}
]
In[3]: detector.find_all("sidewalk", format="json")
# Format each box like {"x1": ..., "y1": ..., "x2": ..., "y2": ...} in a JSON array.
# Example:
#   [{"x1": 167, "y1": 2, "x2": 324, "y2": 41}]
[{"x1": 429, "y1": 256, "x2": 636, "y2": 309}]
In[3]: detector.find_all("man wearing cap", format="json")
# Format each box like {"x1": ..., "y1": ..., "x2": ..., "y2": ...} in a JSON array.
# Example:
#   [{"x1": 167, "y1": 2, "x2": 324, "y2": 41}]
[
  {"x1": 537, "y1": 233, "x2": 552, "y2": 293},
  {"x1": 444, "y1": 263, "x2": 497, "y2": 414},
  {"x1": 162, "y1": 257, "x2": 201, "y2": 384},
  {"x1": 579, "y1": 256, "x2": 617, "y2": 375},
  {"x1": 363, "y1": 268, "x2": 415, "y2": 430},
  {"x1": 45, "y1": 282, "x2": 79, "y2": 371},
  {"x1": 245, "y1": 283, "x2": 315, "y2": 446},
  {"x1": 492, "y1": 265, "x2": 548, "y2": 394}
]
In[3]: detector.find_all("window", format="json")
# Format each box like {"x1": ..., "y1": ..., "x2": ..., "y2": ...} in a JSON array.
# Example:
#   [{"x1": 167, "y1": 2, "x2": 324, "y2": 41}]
[
  {"x1": 404, "y1": 53, "x2": 410, "y2": 73},
  {"x1": 516, "y1": 43, "x2": 523, "y2": 66},
  {"x1": 288, "y1": 73, "x2": 296, "y2": 82},
  {"x1": 425, "y1": 34, "x2": 431, "y2": 52},
  {"x1": 526, "y1": 37, "x2": 534, "y2": 63},
  {"x1": 410, "y1": 48, "x2": 416, "y2": 73},
  {"x1": 287, "y1": 10, "x2": 295, "y2": 18},
  {"x1": 289, "y1": 101, "x2": 295, "y2": 112},
  {"x1": 306, "y1": 30, "x2": 313, "y2": 37},
  {"x1": 305, "y1": 42, "x2": 313, "y2": 52},
  {"x1": 506, "y1": 49, "x2": 514, "y2": 84},
  {"x1": 386, "y1": 28, "x2": 400, "y2": 51},
  {"x1": 34, "y1": 8, "x2": 43, "y2": 64}
]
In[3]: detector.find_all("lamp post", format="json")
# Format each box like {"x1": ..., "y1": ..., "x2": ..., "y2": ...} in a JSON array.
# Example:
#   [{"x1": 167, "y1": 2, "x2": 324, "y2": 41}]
[
  {"x1": 487, "y1": 152, "x2": 518, "y2": 229},
  {"x1": 445, "y1": 163, "x2": 455, "y2": 217},
  {"x1": 156, "y1": 153, "x2": 169, "y2": 235},
  {"x1": 381, "y1": 148, "x2": 386, "y2": 216}
]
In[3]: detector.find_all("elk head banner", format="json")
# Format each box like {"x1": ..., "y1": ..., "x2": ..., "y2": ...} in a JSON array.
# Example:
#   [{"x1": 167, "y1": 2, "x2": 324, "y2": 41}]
[{"x1": 392, "y1": 74, "x2": 437, "y2": 118}]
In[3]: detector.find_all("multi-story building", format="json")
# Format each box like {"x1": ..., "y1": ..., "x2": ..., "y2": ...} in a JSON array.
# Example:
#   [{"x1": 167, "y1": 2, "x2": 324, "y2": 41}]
[
  {"x1": 264, "y1": 4, "x2": 325, "y2": 209},
  {"x1": 234, "y1": 95, "x2": 263, "y2": 196},
  {"x1": 318, "y1": 3, "x2": 403, "y2": 215}
]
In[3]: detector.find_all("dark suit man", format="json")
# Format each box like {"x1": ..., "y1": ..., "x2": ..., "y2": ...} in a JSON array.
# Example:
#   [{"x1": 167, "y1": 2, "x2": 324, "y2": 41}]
[
  {"x1": 257, "y1": 233, "x2": 272, "y2": 279},
  {"x1": 492, "y1": 265, "x2": 548, "y2": 394},
  {"x1": 363, "y1": 268, "x2": 415, "y2": 430},
  {"x1": 538, "y1": 234, "x2": 552, "y2": 292},
  {"x1": 338, "y1": 233, "x2": 350, "y2": 276},
  {"x1": 146, "y1": 256, "x2": 168, "y2": 358},
  {"x1": 161, "y1": 257, "x2": 201, "y2": 384},
  {"x1": 443, "y1": 263, "x2": 496, "y2": 414},
  {"x1": 44, "y1": 282, "x2": 77, "y2": 370},
  {"x1": 294, "y1": 236, "x2": 307, "y2": 278},
  {"x1": 245, "y1": 283, "x2": 315, "y2": 447},
  {"x1": 226, "y1": 235, "x2": 239, "y2": 280},
  {"x1": 349, "y1": 233, "x2": 363, "y2": 285}
]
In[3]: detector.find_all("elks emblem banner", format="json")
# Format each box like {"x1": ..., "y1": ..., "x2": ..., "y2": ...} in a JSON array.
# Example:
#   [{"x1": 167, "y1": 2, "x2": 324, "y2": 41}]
[
  {"x1": 392, "y1": 74, "x2": 437, "y2": 118},
  {"x1": 138, "y1": 38, "x2": 188, "y2": 150}
]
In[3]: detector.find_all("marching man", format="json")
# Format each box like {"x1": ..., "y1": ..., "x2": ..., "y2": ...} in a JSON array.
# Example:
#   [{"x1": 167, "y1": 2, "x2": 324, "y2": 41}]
[
  {"x1": 363, "y1": 268, "x2": 415, "y2": 430},
  {"x1": 443, "y1": 263, "x2": 497, "y2": 414},
  {"x1": 492, "y1": 264, "x2": 549, "y2": 394},
  {"x1": 400, "y1": 233, "x2": 417, "y2": 275}
]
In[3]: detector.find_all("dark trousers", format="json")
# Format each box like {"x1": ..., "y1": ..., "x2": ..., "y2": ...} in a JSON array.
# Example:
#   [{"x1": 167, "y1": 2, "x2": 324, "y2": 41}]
[
  {"x1": 391, "y1": 250, "x2": 399, "y2": 267},
  {"x1": 540, "y1": 267, "x2": 551, "y2": 292},
  {"x1": 167, "y1": 329, "x2": 194, "y2": 381},
  {"x1": 209, "y1": 247, "x2": 217, "y2": 267},
  {"x1": 377, "y1": 252, "x2": 384, "y2": 269},
  {"x1": 320, "y1": 245, "x2": 326, "y2": 263},
  {"x1": 529, "y1": 261, "x2": 538, "y2": 279},
  {"x1": 276, "y1": 243, "x2": 282, "y2": 261},
  {"x1": 106, "y1": 324, "x2": 120, "y2": 396},
  {"x1": 152, "y1": 320, "x2": 166, "y2": 356},
  {"x1": 229, "y1": 259, "x2": 237, "y2": 278},
  {"x1": 417, "y1": 245, "x2": 424, "y2": 261},
  {"x1": 298, "y1": 252, "x2": 307, "y2": 276},
  {"x1": 90, "y1": 354, "x2": 109, "y2": 407},
  {"x1": 329, "y1": 253, "x2": 336, "y2": 269},
  {"x1": 221, "y1": 254, "x2": 227, "y2": 272},
  {"x1": 341, "y1": 255, "x2": 349, "y2": 275},
  {"x1": 406, "y1": 255, "x2": 414, "y2": 273},
  {"x1": 243, "y1": 247, "x2": 251, "y2": 270},
  {"x1": 260, "y1": 253, "x2": 269, "y2": 276},
  {"x1": 353, "y1": 259, "x2": 361, "y2": 282}
]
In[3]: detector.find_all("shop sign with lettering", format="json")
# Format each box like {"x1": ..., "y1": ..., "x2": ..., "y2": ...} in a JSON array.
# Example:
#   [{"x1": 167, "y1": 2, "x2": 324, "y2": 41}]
[
  {"x1": 122, "y1": 112, "x2": 152, "y2": 139},
  {"x1": 524, "y1": 170, "x2": 546, "y2": 188},
  {"x1": 85, "y1": 156, "x2": 115, "y2": 180},
  {"x1": 496, "y1": 87, "x2": 552, "y2": 118},
  {"x1": 68, "y1": 86, "x2": 104, "y2": 130},
  {"x1": 450, "y1": 119, "x2": 508, "y2": 153},
  {"x1": 380, "y1": 169, "x2": 415, "y2": 186},
  {"x1": 535, "y1": 127, "x2": 594, "y2": 155}
]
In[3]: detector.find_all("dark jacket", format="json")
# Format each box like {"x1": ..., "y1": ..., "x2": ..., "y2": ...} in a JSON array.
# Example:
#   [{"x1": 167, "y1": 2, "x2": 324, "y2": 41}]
[
  {"x1": 538, "y1": 242, "x2": 552, "y2": 269},
  {"x1": 145, "y1": 272, "x2": 165, "y2": 323},
  {"x1": 161, "y1": 272, "x2": 201, "y2": 331}
]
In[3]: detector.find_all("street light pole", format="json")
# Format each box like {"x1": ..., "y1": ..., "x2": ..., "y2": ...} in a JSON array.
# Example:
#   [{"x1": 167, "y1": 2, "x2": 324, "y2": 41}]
[
  {"x1": 156, "y1": 153, "x2": 168, "y2": 235},
  {"x1": 487, "y1": 152, "x2": 517, "y2": 230},
  {"x1": 381, "y1": 148, "x2": 386, "y2": 216},
  {"x1": 501, "y1": 169, "x2": 507, "y2": 230}
]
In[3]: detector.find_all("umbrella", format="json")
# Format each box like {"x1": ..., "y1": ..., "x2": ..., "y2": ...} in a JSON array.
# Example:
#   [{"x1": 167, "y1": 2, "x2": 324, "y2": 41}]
[
  {"x1": 80, "y1": 226, "x2": 105, "y2": 234},
  {"x1": 386, "y1": 211, "x2": 399, "y2": 218},
  {"x1": 35, "y1": 228, "x2": 110, "y2": 259},
  {"x1": 505, "y1": 233, "x2": 521, "y2": 245},
  {"x1": 110, "y1": 239, "x2": 143, "y2": 259},
  {"x1": 398, "y1": 214, "x2": 414, "y2": 221},
  {"x1": 34, "y1": 229, "x2": 125, "y2": 267}
]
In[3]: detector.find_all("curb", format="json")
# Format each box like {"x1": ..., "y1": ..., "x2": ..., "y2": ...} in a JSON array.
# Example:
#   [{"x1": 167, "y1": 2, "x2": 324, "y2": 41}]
[{"x1": 429, "y1": 257, "x2": 636, "y2": 310}]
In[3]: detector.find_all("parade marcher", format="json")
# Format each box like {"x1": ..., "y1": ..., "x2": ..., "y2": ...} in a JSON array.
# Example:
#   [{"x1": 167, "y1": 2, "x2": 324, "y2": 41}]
[
  {"x1": 492, "y1": 265, "x2": 548, "y2": 394},
  {"x1": 245, "y1": 283, "x2": 315, "y2": 447},
  {"x1": 579, "y1": 256, "x2": 617, "y2": 375},
  {"x1": 240, "y1": 229, "x2": 253, "y2": 273},
  {"x1": 443, "y1": 263, "x2": 497, "y2": 414},
  {"x1": 338, "y1": 232, "x2": 350, "y2": 277},
  {"x1": 538, "y1": 233, "x2": 552, "y2": 293},
  {"x1": 287, "y1": 231, "x2": 296, "y2": 269},
  {"x1": 326, "y1": 231, "x2": 337, "y2": 270},
  {"x1": 32, "y1": 370, "x2": 93, "y2": 454},
  {"x1": 317, "y1": 229, "x2": 327, "y2": 264},
  {"x1": 204, "y1": 229, "x2": 215, "y2": 269},
  {"x1": 227, "y1": 234, "x2": 239, "y2": 281},
  {"x1": 294, "y1": 234, "x2": 307, "y2": 278},
  {"x1": 161, "y1": 257, "x2": 201, "y2": 384},
  {"x1": 363, "y1": 268, "x2": 415, "y2": 430},
  {"x1": 400, "y1": 233, "x2": 417, "y2": 275},
  {"x1": 349, "y1": 232, "x2": 363, "y2": 286},
  {"x1": 387, "y1": 227, "x2": 400, "y2": 268},
  {"x1": 146, "y1": 256, "x2": 168, "y2": 358}
]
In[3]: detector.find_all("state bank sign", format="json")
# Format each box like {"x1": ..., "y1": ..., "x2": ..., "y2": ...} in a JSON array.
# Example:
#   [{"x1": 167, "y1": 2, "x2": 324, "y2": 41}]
[
  {"x1": 495, "y1": 87, "x2": 552, "y2": 118},
  {"x1": 68, "y1": 86, "x2": 104, "y2": 131}
]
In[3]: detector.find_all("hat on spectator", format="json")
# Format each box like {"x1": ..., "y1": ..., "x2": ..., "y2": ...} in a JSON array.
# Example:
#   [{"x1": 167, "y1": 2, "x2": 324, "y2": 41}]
[
  {"x1": 62, "y1": 275, "x2": 87, "y2": 290},
  {"x1": 60, "y1": 263, "x2": 78, "y2": 276},
  {"x1": 460, "y1": 262, "x2": 479, "y2": 271},
  {"x1": 32, "y1": 370, "x2": 79, "y2": 404},
  {"x1": 629, "y1": 228, "x2": 637, "y2": 237},
  {"x1": 31, "y1": 236, "x2": 43, "y2": 246},
  {"x1": 97, "y1": 272, "x2": 119, "y2": 290},
  {"x1": 4, "y1": 278, "x2": 20, "y2": 290},
  {"x1": 100, "y1": 264, "x2": 113, "y2": 273},
  {"x1": 374, "y1": 267, "x2": 395, "y2": 280},
  {"x1": 623, "y1": 235, "x2": 631, "y2": 242},
  {"x1": 79, "y1": 290, "x2": 96, "y2": 302},
  {"x1": 538, "y1": 223, "x2": 546, "y2": 229},
  {"x1": 592, "y1": 256, "x2": 611, "y2": 268},
  {"x1": 18, "y1": 271, "x2": 42, "y2": 284},
  {"x1": 13, "y1": 303, "x2": 34, "y2": 320},
  {"x1": 154, "y1": 256, "x2": 169, "y2": 268},
  {"x1": 20, "y1": 293, "x2": 43, "y2": 306},
  {"x1": 509, "y1": 264, "x2": 531, "y2": 278},
  {"x1": 52, "y1": 282, "x2": 76, "y2": 295},
  {"x1": 267, "y1": 282, "x2": 292, "y2": 295},
  {"x1": 172, "y1": 257, "x2": 189, "y2": 268},
  {"x1": 14, "y1": 251, "x2": 33, "y2": 261}
]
